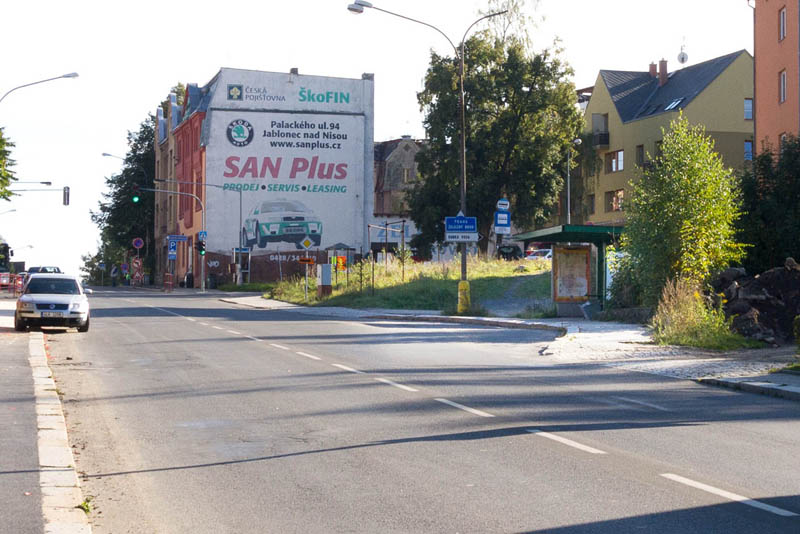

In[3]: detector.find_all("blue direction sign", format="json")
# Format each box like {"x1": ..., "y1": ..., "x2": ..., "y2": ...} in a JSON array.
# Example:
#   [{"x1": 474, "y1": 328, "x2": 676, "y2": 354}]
[
  {"x1": 445, "y1": 214, "x2": 477, "y2": 232},
  {"x1": 167, "y1": 234, "x2": 188, "y2": 242},
  {"x1": 444, "y1": 214, "x2": 478, "y2": 243}
]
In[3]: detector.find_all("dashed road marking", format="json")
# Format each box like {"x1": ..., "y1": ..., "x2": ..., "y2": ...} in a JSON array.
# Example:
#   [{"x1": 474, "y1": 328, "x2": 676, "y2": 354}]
[
  {"x1": 212, "y1": 326, "x2": 224, "y2": 330},
  {"x1": 227, "y1": 330, "x2": 241, "y2": 335},
  {"x1": 435, "y1": 398, "x2": 494, "y2": 418},
  {"x1": 199, "y1": 322, "x2": 209, "y2": 326},
  {"x1": 526, "y1": 429, "x2": 607, "y2": 454},
  {"x1": 661, "y1": 473, "x2": 798, "y2": 517},
  {"x1": 296, "y1": 351, "x2": 321, "y2": 361},
  {"x1": 376, "y1": 377, "x2": 418, "y2": 392},
  {"x1": 269, "y1": 343, "x2": 290, "y2": 351},
  {"x1": 186, "y1": 317, "x2": 196, "y2": 322},
  {"x1": 612, "y1": 396, "x2": 670, "y2": 412},
  {"x1": 332, "y1": 363, "x2": 365, "y2": 374},
  {"x1": 246, "y1": 336, "x2": 261, "y2": 342}
]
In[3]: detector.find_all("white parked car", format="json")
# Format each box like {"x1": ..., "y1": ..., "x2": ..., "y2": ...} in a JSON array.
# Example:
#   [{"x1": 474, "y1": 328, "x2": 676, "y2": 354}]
[
  {"x1": 525, "y1": 249, "x2": 552, "y2": 260},
  {"x1": 14, "y1": 273, "x2": 92, "y2": 332}
]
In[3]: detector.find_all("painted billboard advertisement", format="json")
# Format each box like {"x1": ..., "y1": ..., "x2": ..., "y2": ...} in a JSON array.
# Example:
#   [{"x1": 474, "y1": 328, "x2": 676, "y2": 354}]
[{"x1": 203, "y1": 69, "x2": 373, "y2": 257}]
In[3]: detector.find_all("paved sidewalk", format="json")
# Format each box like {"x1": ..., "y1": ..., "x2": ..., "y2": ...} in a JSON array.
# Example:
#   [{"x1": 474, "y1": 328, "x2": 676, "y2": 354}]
[{"x1": 221, "y1": 294, "x2": 800, "y2": 402}]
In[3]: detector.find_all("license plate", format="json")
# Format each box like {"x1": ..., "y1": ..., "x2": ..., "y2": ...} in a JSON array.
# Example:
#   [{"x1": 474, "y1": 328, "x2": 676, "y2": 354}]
[
  {"x1": 283, "y1": 227, "x2": 305, "y2": 234},
  {"x1": 42, "y1": 312, "x2": 63, "y2": 318}
]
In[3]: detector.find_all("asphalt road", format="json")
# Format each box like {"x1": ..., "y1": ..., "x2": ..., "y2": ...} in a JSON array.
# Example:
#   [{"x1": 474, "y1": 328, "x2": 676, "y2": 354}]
[{"x1": 44, "y1": 288, "x2": 800, "y2": 533}]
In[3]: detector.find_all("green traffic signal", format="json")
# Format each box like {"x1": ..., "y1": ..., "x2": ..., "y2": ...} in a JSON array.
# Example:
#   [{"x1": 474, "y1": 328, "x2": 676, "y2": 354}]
[
  {"x1": 132, "y1": 194, "x2": 140, "y2": 203},
  {"x1": 132, "y1": 185, "x2": 140, "y2": 203}
]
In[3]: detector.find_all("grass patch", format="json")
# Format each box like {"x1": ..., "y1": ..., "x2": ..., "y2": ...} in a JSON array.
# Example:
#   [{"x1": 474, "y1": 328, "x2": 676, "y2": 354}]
[
  {"x1": 651, "y1": 278, "x2": 764, "y2": 350},
  {"x1": 270, "y1": 257, "x2": 550, "y2": 313},
  {"x1": 76, "y1": 497, "x2": 92, "y2": 514},
  {"x1": 217, "y1": 282, "x2": 275, "y2": 293}
]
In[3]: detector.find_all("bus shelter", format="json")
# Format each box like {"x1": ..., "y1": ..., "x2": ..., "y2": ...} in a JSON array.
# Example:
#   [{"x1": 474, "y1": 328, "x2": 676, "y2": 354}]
[{"x1": 511, "y1": 224, "x2": 623, "y2": 311}]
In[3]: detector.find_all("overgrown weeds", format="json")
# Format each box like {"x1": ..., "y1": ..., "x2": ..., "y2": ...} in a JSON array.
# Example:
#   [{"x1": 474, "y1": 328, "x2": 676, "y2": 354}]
[
  {"x1": 270, "y1": 256, "x2": 550, "y2": 313},
  {"x1": 650, "y1": 278, "x2": 762, "y2": 350}
]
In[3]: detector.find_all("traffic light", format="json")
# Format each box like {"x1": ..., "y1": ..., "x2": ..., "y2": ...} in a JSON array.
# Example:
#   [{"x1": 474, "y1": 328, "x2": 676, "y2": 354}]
[
  {"x1": 132, "y1": 185, "x2": 140, "y2": 203},
  {"x1": 62, "y1": 186, "x2": 70, "y2": 206},
  {"x1": 196, "y1": 240, "x2": 206, "y2": 256}
]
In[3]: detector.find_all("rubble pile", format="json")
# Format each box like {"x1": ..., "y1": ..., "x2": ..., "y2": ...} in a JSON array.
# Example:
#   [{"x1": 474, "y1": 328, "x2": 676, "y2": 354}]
[{"x1": 711, "y1": 258, "x2": 800, "y2": 344}]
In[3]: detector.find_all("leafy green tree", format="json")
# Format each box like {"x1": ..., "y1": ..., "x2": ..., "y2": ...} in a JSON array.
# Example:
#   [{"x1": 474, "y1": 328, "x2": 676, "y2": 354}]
[
  {"x1": 90, "y1": 116, "x2": 155, "y2": 275},
  {"x1": 408, "y1": 32, "x2": 582, "y2": 256},
  {"x1": 0, "y1": 127, "x2": 16, "y2": 201},
  {"x1": 737, "y1": 135, "x2": 800, "y2": 274},
  {"x1": 622, "y1": 114, "x2": 746, "y2": 305}
]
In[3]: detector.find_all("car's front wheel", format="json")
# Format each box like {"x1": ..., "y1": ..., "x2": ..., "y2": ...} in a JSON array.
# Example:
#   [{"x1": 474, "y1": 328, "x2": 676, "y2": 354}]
[
  {"x1": 77, "y1": 316, "x2": 90, "y2": 333},
  {"x1": 256, "y1": 223, "x2": 268, "y2": 248},
  {"x1": 14, "y1": 313, "x2": 27, "y2": 332}
]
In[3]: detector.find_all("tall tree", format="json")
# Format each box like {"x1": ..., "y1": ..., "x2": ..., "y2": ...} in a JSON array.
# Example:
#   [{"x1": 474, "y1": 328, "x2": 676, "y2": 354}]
[
  {"x1": 622, "y1": 114, "x2": 746, "y2": 305},
  {"x1": 737, "y1": 136, "x2": 800, "y2": 274},
  {"x1": 408, "y1": 32, "x2": 581, "y2": 256},
  {"x1": 0, "y1": 127, "x2": 16, "y2": 201},
  {"x1": 90, "y1": 116, "x2": 156, "y2": 274}
]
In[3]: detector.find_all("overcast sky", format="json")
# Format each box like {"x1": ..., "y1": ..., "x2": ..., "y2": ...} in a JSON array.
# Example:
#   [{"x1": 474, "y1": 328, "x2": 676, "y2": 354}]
[{"x1": 0, "y1": 0, "x2": 754, "y2": 275}]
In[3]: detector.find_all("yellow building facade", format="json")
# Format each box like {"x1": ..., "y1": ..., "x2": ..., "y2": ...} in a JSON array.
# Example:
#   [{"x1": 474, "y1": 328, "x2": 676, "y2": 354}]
[{"x1": 580, "y1": 51, "x2": 754, "y2": 226}]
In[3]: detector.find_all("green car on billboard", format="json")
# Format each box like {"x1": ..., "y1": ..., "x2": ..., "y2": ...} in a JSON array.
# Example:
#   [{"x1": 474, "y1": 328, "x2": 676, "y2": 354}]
[{"x1": 243, "y1": 199, "x2": 323, "y2": 249}]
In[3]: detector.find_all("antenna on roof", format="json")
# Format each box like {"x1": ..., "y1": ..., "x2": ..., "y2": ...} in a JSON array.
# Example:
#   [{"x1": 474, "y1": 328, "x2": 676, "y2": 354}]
[{"x1": 678, "y1": 41, "x2": 688, "y2": 65}]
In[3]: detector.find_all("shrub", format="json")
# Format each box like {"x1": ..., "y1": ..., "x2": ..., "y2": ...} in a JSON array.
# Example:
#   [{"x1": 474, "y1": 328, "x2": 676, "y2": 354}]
[{"x1": 650, "y1": 278, "x2": 761, "y2": 350}]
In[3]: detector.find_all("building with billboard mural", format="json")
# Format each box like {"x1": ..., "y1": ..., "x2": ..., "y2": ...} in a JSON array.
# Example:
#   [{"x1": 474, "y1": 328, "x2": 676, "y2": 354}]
[{"x1": 156, "y1": 68, "x2": 374, "y2": 285}]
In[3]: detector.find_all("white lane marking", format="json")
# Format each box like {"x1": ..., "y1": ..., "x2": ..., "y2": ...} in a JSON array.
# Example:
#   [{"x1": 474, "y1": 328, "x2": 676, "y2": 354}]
[
  {"x1": 270, "y1": 343, "x2": 290, "y2": 351},
  {"x1": 526, "y1": 429, "x2": 607, "y2": 454},
  {"x1": 199, "y1": 322, "x2": 209, "y2": 326},
  {"x1": 227, "y1": 330, "x2": 241, "y2": 335},
  {"x1": 612, "y1": 396, "x2": 670, "y2": 412},
  {"x1": 435, "y1": 398, "x2": 495, "y2": 418},
  {"x1": 376, "y1": 378, "x2": 418, "y2": 392},
  {"x1": 661, "y1": 473, "x2": 798, "y2": 517},
  {"x1": 212, "y1": 326, "x2": 224, "y2": 330},
  {"x1": 332, "y1": 363, "x2": 365, "y2": 374},
  {"x1": 186, "y1": 317, "x2": 196, "y2": 322},
  {"x1": 246, "y1": 336, "x2": 262, "y2": 342},
  {"x1": 296, "y1": 351, "x2": 321, "y2": 361}
]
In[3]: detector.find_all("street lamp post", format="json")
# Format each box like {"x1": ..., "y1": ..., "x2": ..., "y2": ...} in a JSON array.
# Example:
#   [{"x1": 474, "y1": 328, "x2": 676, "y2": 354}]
[
  {"x1": 156, "y1": 179, "x2": 246, "y2": 286},
  {"x1": 140, "y1": 186, "x2": 206, "y2": 292},
  {"x1": 348, "y1": 0, "x2": 506, "y2": 312},
  {"x1": 566, "y1": 138, "x2": 582, "y2": 225},
  {"x1": 0, "y1": 73, "x2": 79, "y2": 105}
]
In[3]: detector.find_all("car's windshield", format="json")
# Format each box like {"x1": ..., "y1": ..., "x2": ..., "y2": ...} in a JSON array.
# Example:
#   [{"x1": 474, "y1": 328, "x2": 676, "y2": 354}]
[
  {"x1": 25, "y1": 278, "x2": 80, "y2": 295},
  {"x1": 261, "y1": 201, "x2": 304, "y2": 212}
]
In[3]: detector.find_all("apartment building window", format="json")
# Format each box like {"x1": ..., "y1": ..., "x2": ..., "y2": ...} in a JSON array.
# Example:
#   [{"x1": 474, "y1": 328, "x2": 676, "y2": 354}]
[
  {"x1": 744, "y1": 140, "x2": 753, "y2": 161},
  {"x1": 604, "y1": 189, "x2": 624, "y2": 212},
  {"x1": 587, "y1": 194, "x2": 595, "y2": 215},
  {"x1": 780, "y1": 70, "x2": 787, "y2": 103},
  {"x1": 604, "y1": 150, "x2": 624, "y2": 173},
  {"x1": 780, "y1": 7, "x2": 787, "y2": 41},
  {"x1": 403, "y1": 168, "x2": 412, "y2": 183},
  {"x1": 635, "y1": 145, "x2": 645, "y2": 166},
  {"x1": 744, "y1": 98, "x2": 753, "y2": 120}
]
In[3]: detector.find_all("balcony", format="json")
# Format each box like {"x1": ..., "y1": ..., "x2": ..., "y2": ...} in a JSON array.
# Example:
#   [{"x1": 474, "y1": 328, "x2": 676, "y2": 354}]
[{"x1": 593, "y1": 131, "x2": 610, "y2": 148}]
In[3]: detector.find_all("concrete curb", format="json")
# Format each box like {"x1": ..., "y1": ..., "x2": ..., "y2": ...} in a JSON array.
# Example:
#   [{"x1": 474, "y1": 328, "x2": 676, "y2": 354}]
[
  {"x1": 29, "y1": 331, "x2": 92, "y2": 534},
  {"x1": 696, "y1": 377, "x2": 800, "y2": 402}
]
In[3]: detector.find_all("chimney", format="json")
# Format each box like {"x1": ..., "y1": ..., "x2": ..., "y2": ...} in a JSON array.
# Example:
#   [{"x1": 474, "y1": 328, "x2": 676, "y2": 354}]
[
  {"x1": 649, "y1": 62, "x2": 657, "y2": 78},
  {"x1": 658, "y1": 59, "x2": 668, "y2": 86}
]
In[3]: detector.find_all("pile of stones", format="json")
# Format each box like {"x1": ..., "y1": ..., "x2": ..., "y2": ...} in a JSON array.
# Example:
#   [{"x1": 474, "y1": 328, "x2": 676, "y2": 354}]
[{"x1": 711, "y1": 258, "x2": 800, "y2": 345}]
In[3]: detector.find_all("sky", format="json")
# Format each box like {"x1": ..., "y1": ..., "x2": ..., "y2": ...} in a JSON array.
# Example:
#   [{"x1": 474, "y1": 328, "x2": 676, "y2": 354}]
[{"x1": 0, "y1": 0, "x2": 754, "y2": 275}]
